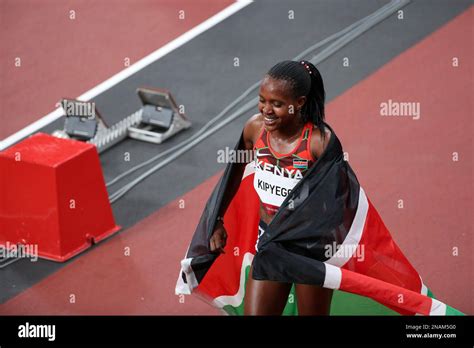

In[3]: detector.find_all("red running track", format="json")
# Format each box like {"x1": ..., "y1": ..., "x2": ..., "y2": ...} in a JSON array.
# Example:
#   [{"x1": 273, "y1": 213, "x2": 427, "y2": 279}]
[
  {"x1": 0, "y1": 6, "x2": 471, "y2": 315},
  {"x1": 0, "y1": 0, "x2": 233, "y2": 140},
  {"x1": 328, "y1": 6, "x2": 472, "y2": 313}
]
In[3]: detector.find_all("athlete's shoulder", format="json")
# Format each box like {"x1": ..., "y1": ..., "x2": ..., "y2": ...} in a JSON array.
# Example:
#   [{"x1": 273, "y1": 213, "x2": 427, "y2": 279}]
[
  {"x1": 310, "y1": 123, "x2": 332, "y2": 159},
  {"x1": 243, "y1": 113, "x2": 264, "y2": 149}
]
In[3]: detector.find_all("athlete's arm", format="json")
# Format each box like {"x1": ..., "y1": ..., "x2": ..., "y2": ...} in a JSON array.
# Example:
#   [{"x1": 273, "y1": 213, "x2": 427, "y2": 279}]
[
  {"x1": 311, "y1": 125, "x2": 331, "y2": 160},
  {"x1": 210, "y1": 114, "x2": 262, "y2": 253}
]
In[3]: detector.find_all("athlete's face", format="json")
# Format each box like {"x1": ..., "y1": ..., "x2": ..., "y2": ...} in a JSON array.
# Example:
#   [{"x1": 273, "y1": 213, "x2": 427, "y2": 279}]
[{"x1": 258, "y1": 75, "x2": 306, "y2": 132}]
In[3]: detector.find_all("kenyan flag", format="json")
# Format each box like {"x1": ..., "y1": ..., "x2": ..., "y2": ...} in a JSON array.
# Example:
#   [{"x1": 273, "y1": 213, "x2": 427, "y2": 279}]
[{"x1": 176, "y1": 123, "x2": 463, "y2": 316}]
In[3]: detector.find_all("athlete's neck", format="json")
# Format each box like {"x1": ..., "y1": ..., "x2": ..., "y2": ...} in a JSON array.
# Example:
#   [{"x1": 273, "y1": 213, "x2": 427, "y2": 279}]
[{"x1": 271, "y1": 117, "x2": 305, "y2": 141}]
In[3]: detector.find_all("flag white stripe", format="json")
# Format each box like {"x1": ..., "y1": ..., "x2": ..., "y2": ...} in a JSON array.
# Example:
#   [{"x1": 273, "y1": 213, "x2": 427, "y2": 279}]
[
  {"x1": 213, "y1": 252, "x2": 254, "y2": 309},
  {"x1": 175, "y1": 258, "x2": 198, "y2": 295},
  {"x1": 430, "y1": 299, "x2": 447, "y2": 315},
  {"x1": 420, "y1": 279, "x2": 428, "y2": 296},
  {"x1": 326, "y1": 187, "x2": 368, "y2": 267},
  {"x1": 323, "y1": 262, "x2": 342, "y2": 290},
  {"x1": 242, "y1": 162, "x2": 255, "y2": 180}
]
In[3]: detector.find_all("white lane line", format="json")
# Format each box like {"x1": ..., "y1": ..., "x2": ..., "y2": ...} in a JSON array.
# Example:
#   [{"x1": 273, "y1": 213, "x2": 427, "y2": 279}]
[{"x1": 0, "y1": 0, "x2": 253, "y2": 150}]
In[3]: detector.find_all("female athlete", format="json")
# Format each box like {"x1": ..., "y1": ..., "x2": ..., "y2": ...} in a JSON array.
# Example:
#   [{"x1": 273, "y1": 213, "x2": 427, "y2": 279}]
[{"x1": 209, "y1": 60, "x2": 334, "y2": 315}]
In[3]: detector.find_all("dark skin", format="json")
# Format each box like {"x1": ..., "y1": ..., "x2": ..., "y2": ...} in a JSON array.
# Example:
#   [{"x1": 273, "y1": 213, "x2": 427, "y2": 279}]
[{"x1": 210, "y1": 76, "x2": 333, "y2": 315}]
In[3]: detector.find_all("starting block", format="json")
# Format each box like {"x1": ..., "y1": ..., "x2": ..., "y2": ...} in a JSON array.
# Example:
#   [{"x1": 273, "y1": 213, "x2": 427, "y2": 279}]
[
  {"x1": 52, "y1": 87, "x2": 191, "y2": 153},
  {"x1": 61, "y1": 98, "x2": 108, "y2": 141},
  {"x1": 0, "y1": 133, "x2": 120, "y2": 262},
  {"x1": 128, "y1": 87, "x2": 191, "y2": 144}
]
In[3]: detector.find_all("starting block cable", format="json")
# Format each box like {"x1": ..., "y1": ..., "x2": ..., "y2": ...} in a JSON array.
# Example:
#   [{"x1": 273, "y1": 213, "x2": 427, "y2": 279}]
[{"x1": 108, "y1": 0, "x2": 410, "y2": 204}]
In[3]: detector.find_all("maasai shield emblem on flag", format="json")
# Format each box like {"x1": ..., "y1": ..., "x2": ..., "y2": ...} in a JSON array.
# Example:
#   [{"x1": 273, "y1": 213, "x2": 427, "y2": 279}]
[{"x1": 175, "y1": 123, "x2": 463, "y2": 316}]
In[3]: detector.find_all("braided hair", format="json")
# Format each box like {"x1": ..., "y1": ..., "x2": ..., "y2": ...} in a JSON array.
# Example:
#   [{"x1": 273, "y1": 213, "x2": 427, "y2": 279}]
[{"x1": 266, "y1": 60, "x2": 326, "y2": 139}]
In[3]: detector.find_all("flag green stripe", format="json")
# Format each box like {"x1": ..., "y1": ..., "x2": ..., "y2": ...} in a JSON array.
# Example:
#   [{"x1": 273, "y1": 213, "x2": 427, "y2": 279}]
[
  {"x1": 427, "y1": 287, "x2": 435, "y2": 299},
  {"x1": 445, "y1": 305, "x2": 464, "y2": 316},
  {"x1": 222, "y1": 265, "x2": 399, "y2": 315},
  {"x1": 330, "y1": 291, "x2": 399, "y2": 315}
]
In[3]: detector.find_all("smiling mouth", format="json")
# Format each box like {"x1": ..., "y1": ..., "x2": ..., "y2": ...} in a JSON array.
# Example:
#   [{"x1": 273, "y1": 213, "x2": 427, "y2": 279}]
[{"x1": 264, "y1": 115, "x2": 277, "y2": 124}]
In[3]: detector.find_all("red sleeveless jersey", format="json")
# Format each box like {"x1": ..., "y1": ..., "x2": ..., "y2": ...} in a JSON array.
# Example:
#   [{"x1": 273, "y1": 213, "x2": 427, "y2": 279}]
[{"x1": 253, "y1": 122, "x2": 316, "y2": 215}]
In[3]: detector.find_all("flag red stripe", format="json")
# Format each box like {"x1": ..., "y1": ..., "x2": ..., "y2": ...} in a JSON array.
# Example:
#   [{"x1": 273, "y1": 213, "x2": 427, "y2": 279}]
[
  {"x1": 339, "y1": 267, "x2": 432, "y2": 315},
  {"x1": 198, "y1": 174, "x2": 260, "y2": 298},
  {"x1": 342, "y1": 198, "x2": 422, "y2": 291}
]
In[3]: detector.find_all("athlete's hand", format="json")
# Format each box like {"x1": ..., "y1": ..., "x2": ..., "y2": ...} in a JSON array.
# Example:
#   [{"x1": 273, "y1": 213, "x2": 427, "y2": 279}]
[{"x1": 210, "y1": 221, "x2": 227, "y2": 254}]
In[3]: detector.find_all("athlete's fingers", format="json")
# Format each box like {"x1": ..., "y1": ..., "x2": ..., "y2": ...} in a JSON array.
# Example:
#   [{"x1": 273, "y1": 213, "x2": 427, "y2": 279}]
[
  {"x1": 210, "y1": 238, "x2": 217, "y2": 252},
  {"x1": 214, "y1": 235, "x2": 226, "y2": 254},
  {"x1": 210, "y1": 228, "x2": 227, "y2": 254},
  {"x1": 219, "y1": 229, "x2": 227, "y2": 243},
  {"x1": 215, "y1": 237, "x2": 223, "y2": 250},
  {"x1": 216, "y1": 238, "x2": 225, "y2": 253}
]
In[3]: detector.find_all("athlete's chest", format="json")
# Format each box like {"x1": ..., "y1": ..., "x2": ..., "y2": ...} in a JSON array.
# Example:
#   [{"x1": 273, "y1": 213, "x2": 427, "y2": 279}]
[{"x1": 268, "y1": 134, "x2": 303, "y2": 155}]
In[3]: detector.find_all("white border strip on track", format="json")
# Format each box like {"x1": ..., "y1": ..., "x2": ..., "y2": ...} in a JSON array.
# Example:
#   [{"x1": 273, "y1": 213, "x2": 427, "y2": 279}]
[{"x1": 0, "y1": 0, "x2": 253, "y2": 151}]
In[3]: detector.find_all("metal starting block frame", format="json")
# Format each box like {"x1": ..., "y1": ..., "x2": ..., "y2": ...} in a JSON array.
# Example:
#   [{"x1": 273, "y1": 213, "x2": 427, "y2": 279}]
[
  {"x1": 128, "y1": 87, "x2": 191, "y2": 145},
  {"x1": 52, "y1": 88, "x2": 191, "y2": 153}
]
